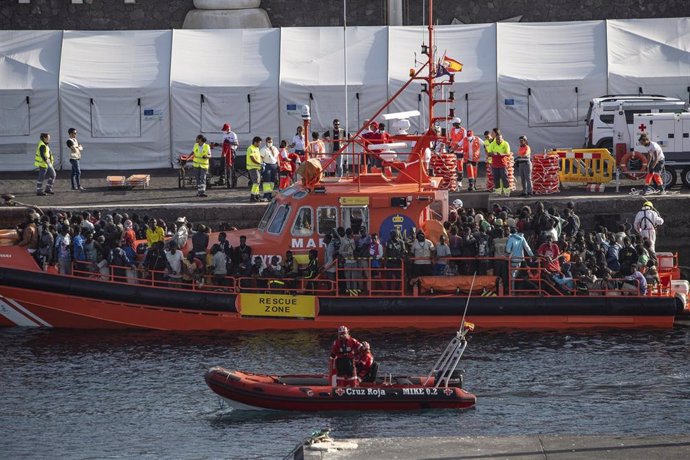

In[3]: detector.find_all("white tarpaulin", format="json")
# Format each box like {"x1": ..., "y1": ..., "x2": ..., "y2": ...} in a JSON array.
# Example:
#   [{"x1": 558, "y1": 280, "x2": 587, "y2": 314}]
[
  {"x1": 279, "y1": 27, "x2": 388, "y2": 143},
  {"x1": 170, "y1": 29, "x2": 279, "y2": 157},
  {"x1": 497, "y1": 21, "x2": 608, "y2": 152},
  {"x1": 607, "y1": 18, "x2": 690, "y2": 102},
  {"x1": 59, "y1": 30, "x2": 172, "y2": 170},
  {"x1": 0, "y1": 31, "x2": 62, "y2": 171},
  {"x1": 388, "y1": 25, "x2": 497, "y2": 140}
]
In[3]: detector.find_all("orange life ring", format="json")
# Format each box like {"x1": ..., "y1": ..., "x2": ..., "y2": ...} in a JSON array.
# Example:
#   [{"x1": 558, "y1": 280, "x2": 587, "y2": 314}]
[{"x1": 619, "y1": 151, "x2": 648, "y2": 180}]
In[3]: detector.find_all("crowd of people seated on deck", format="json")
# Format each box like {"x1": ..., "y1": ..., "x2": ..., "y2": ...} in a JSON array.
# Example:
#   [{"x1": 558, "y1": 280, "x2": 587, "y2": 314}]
[{"x1": 16, "y1": 198, "x2": 663, "y2": 296}]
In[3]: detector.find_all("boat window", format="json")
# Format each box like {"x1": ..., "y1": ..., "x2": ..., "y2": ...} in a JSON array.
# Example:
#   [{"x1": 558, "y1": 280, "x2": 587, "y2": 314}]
[
  {"x1": 280, "y1": 186, "x2": 297, "y2": 197},
  {"x1": 341, "y1": 206, "x2": 369, "y2": 235},
  {"x1": 292, "y1": 207, "x2": 314, "y2": 236},
  {"x1": 258, "y1": 200, "x2": 278, "y2": 231},
  {"x1": 293, "y1": 190, "x2": 308, "y2": 199},
  {"x1": 268, "y1": 204, "x2": 291, "y2": 234},
  {"x1": 317, "y1": 206, "x2": 337, "y2": 236}
]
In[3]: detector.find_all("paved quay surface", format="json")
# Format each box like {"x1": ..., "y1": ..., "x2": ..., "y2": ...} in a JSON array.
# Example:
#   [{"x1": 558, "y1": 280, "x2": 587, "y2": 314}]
[
  {"x1": 2, "y1": 168, "x2": 689, "y2": 239},
  {"x1": 303, "y1": 435, "x2": 690, "y2": 459}
]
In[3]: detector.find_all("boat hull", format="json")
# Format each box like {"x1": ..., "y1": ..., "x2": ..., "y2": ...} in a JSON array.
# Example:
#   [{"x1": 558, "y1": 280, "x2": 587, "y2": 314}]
[
  {"x1": 0, "y1": 262, "x2": 679, "y2": 330},
  {"x1": 204, "y1": 367, "x2": 476, "y2": 411}
]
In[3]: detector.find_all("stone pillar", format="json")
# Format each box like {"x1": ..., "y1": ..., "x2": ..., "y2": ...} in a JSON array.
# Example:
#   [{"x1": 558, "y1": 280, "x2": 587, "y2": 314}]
[{"x1": 183, "y1": 0, "x2": 271, "y2": 29}]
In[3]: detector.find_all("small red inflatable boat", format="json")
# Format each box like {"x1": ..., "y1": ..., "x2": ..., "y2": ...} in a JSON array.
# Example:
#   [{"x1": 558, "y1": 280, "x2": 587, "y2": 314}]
[{"x1": 204, "y1": 367, "x2": 476, "y2": 411}]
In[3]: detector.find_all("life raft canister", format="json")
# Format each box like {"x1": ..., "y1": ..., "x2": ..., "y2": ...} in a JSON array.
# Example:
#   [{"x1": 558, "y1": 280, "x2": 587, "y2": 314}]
[{"x1": 619, "y1": 151, "x2": 649, "y2": 180}]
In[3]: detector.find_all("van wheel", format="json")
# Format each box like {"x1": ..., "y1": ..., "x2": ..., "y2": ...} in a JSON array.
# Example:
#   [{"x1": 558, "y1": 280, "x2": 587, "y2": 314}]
[
  {"x1": 681, "y1": 167, "x2": 690, "y2": 188},
  {"x1": 596, "y1": 139, "x2": 613, "y2": 154},
  {"x1": 662, "y1": 168, "x2": 677, "y2": 189}
]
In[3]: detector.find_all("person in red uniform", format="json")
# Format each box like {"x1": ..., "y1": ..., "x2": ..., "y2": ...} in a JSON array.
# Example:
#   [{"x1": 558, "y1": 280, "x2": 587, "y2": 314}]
[
  {"x1": 355, "y1": 341, "x2": 378, "y2": 383},
  {"x1": 330, "y1": 325, "x2": 361, "y2": 386},
  {"x1": 449, "y1": 117, "x2": 467, "y2": 186}
]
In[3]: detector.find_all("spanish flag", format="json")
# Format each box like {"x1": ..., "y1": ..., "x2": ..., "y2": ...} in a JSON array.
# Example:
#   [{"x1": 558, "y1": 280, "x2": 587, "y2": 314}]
[
  {"x1": 443, "y1": 57, "x2": 463, "y2": 73},
  {"x1": 463, "y1": 321, "x2": 475, "y2": 332}
]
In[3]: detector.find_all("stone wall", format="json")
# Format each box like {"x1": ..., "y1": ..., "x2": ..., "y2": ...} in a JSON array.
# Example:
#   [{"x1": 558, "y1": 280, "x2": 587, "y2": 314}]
[{"x1": 2, "y1": 0, "x2": 688, "y2": 30}]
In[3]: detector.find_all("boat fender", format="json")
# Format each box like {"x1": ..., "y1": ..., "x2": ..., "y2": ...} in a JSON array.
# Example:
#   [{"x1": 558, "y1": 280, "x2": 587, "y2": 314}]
[{"x1": 674, "y1": 292, "x2": 687, "y2": 314}]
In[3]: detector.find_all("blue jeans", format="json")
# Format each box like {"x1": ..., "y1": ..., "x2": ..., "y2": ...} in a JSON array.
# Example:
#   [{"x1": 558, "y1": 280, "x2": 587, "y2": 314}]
[{"x1": 70, "y1": 159, "x2": 81, "y2": 189}]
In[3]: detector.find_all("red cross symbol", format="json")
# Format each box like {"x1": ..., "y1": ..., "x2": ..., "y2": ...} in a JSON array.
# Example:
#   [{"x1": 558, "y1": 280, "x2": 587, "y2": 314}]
[
  {"x1": 638, "y1": 123, "x2": 647, "y2": 132},
  {"x1": 335, "y1": 388, "x2": 345, "y2": 396},
  {"x1": 444, "y1": 388, "x2": 454, "y2": 396}
]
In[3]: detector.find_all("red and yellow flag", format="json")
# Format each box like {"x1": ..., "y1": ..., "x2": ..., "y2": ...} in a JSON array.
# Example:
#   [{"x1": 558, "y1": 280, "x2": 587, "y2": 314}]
[{"x1": 443, "y1": 57, "x2": 463, "y2": 73}]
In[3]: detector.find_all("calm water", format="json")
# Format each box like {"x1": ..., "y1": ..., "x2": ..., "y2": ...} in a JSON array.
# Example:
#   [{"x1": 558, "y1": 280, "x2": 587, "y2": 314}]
[{"x1": 2, "y1": 328, "x2": 690, "y2": 459}]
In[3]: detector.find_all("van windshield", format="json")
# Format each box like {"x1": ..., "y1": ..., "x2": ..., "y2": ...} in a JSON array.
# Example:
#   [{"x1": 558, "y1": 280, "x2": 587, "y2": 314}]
[{"x1": 258, "y1": 200, "x2": 278, "y2": 231}]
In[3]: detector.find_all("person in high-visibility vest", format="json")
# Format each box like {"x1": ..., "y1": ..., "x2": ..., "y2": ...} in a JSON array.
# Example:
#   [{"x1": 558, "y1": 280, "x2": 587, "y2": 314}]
[
  {"x1": 449, "y1": 118, "x2": 466, "y2": 187},
  {"x1": 516, "y1": 135, "x2": 533, "y2": 197},
  {"x1": 483, "y1": 130, "x2": 495, "y2": 192},
  {"x1": 246, "y1": 136, "x2": 264, "y2": 202},
  {"x1": 491, "y1": 130, "x2": 511, "y2": 196},
  {"x1": 192, "y1": 134, "x2": 211, "y2": 197},
  {"x1": 462, "y1": 129, "x2": 481, "y2": 191},
  {"x1": 34, "y1": 132, "x2": 56, "y2": 196}
]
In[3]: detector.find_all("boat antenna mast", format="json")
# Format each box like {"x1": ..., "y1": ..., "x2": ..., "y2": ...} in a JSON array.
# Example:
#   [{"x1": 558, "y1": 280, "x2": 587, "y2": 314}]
[{"x1": 424, "y1": 272, "x2": 476, "y2": 388}]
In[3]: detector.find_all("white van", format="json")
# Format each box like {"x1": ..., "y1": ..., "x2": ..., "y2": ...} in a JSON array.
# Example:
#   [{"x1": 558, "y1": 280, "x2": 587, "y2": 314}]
[{"x1": 584, "y1": 95, "x2": 687, "y2": 150}]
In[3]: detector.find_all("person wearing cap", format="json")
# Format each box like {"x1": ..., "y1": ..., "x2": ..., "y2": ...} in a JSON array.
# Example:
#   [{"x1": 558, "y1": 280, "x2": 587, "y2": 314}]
[
  {"x1": 516, "y1": 135, "x2": 533, "y2": 197},
  {"x1": 449, "y1": 117, "x2": 467, "y2": 187},
  {"x1": 330, "y1": 326, "x2": 362, "y2": 386},
  {"x1": 192, "y1": 134, "x2": 211, "y2": 197},
  {"x1": 34, "y1": 132, "x2": 55, "y2": 196},
  {"x1": 172, "y1": 217, "x2": 189, "y2": 250},
  {"x1": 220, "y1": 123, "x2": 238, "y2": 185},
  {"x1": 410, "y1": 230, "x2": 435, "y2": 278},
  {"x1": 638, "y1": 133, "x2": 666, "y2": 195},
  {"x1": 634, "y1": 201, "x2": 664, "y2": 252},
  {"x1": 66, "y1": 128, "x2": 86, "y2": 191},
  {"x1": 462, "y1": 129, "x2": 481, "y2": 191}
]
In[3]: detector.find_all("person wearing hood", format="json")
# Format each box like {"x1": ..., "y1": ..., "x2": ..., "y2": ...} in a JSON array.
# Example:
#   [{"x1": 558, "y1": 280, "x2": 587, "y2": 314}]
[
  {"x1": 172, "y1": 217, "x2": 189, "y2": 250},
  {"x1": 506, "y1": 226, "x2": 533, "y2": 274},
  {"x1": 633, "y1": 201, "x2": 664, "y2": 252}
]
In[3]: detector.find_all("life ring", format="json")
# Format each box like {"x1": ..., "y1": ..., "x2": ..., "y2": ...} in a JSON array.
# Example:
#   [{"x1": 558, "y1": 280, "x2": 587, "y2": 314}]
[{"x1": 619, "y1": 152, "x2": 648, "y2": 180}]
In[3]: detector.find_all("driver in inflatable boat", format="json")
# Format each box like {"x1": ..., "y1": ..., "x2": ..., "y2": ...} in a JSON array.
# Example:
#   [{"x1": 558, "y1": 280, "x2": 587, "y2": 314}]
[
  {"x1": 355, "y1": 341, "x2": 378, "y2": 383},
  {"x1": 330, "y1": 326, "x2": 361, "y2": 386}
]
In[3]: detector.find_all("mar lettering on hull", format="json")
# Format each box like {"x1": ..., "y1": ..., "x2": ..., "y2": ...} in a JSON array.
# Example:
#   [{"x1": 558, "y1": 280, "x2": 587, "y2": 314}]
[{"x1": 238, "y1": 293, "x2": 316, "y2": 319}]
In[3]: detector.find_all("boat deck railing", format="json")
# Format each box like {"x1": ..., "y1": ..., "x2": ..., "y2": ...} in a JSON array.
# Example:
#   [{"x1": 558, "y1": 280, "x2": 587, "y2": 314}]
[{"x1": 63, "y1": 256, "x2": 672, "y2": 300}]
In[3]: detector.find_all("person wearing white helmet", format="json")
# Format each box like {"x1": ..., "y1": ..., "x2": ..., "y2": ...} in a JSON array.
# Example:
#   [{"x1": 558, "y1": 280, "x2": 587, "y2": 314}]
[
  {"x1": 330, "y1": 326, "x2": 362, "y2": 386},
  {"x1": 452, "y1": 198, "x2": 463, "y2": 209},
  {"x1": 633, "y1": 201, "x2": 664, "y2": 252},
  {"x1": 449, "y1": 117, "x2": 467, "y2": 188},
  {"x1": 355, "y1": 341, "x2": 378, "y2": 383}
]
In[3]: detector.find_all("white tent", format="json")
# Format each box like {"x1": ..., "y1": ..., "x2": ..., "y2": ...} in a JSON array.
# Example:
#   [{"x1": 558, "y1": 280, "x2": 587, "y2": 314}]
[
  {"x1": 607, "y1": 18, "x2": 690, "y2": 102},
  {"x1": 388, "y1": 25, "x2": 498, "y2": 141},
  {"x1": 59, "y1": 30, "x2": 172, "y2": 170},
  {"x1": 0, "y1": 31, "x2": 62, "y2": 171},
  {"x1": 497, "y1": 21, "x2": 608, "y2": 152},
  {"x1": 170, "y1": 29, "x2": 280, "y2": 157},
  {"x1": 279, "y1": 27, "x2": 389, "y2": 142}
]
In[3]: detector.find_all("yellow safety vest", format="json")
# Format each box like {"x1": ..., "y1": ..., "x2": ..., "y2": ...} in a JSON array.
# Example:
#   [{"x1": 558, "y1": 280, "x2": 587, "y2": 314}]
[
  {"x1": 493, "y1": 141, "x2": 510, "y2": 156},
  {"x1": 246, "y1": 144, "x2": 262, "y2": 170},
  {"x1": 192, "y1": 143, "x2": 210, "y2": 169},
  {"x1": 34, "y1": 140, "x2": 52, "y2": 168}
]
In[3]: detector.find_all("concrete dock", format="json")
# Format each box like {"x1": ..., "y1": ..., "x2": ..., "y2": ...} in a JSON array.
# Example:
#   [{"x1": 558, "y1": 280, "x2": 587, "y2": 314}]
[{"x1": 298, "y1": 435, "x2": 690, "y2": 459}]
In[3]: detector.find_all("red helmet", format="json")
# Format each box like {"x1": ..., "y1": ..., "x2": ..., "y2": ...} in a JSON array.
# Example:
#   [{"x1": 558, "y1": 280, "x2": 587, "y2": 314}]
[
  {"x1": 222, "y1": 123, "x2": 231, "y2": 131},
  {"x1": 337, "y1": 325, "x2": 349, "y2": 335},
  {"x1": 359, "y1": 341, "x2": 370, "y2": 351}
]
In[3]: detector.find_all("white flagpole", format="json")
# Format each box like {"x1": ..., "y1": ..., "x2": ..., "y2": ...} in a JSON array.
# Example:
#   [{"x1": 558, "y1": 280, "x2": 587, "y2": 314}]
[{"x1": 343, "y1": 0, "x2": 349, "y2": 136}]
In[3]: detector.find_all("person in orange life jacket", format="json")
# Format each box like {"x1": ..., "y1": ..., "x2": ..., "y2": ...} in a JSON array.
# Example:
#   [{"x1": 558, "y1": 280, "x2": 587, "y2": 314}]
[
  {"x1": 516, "y1": 135, "x2": 533, "y2": 197},
  {"x1": 355, "y1": 341, "x2": 378, "y2": 383},
  {"x1": 462, "y1": 130, "x2": 481, "y2": 191},
  {"x1": 491, "y1": 130, "x2": 511, "y2": 197},
  {"x1": 330, "y1": 326, "x2": 362, "y2": 381},
  {"x1": 449, "y1": 117, "x2": 467, "y2": 185},
  {"x1": 278, "y1": 140, "x2": 294, "y2": 189},
  {"x1": 192, "y1": 134, "x2": 211, "y2": 197}
]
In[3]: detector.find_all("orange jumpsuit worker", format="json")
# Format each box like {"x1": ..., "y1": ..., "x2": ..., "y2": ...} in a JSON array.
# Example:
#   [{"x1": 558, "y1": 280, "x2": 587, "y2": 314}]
[{"x1": 462, "y1": 130, "x2": 481, "y2": 191}]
